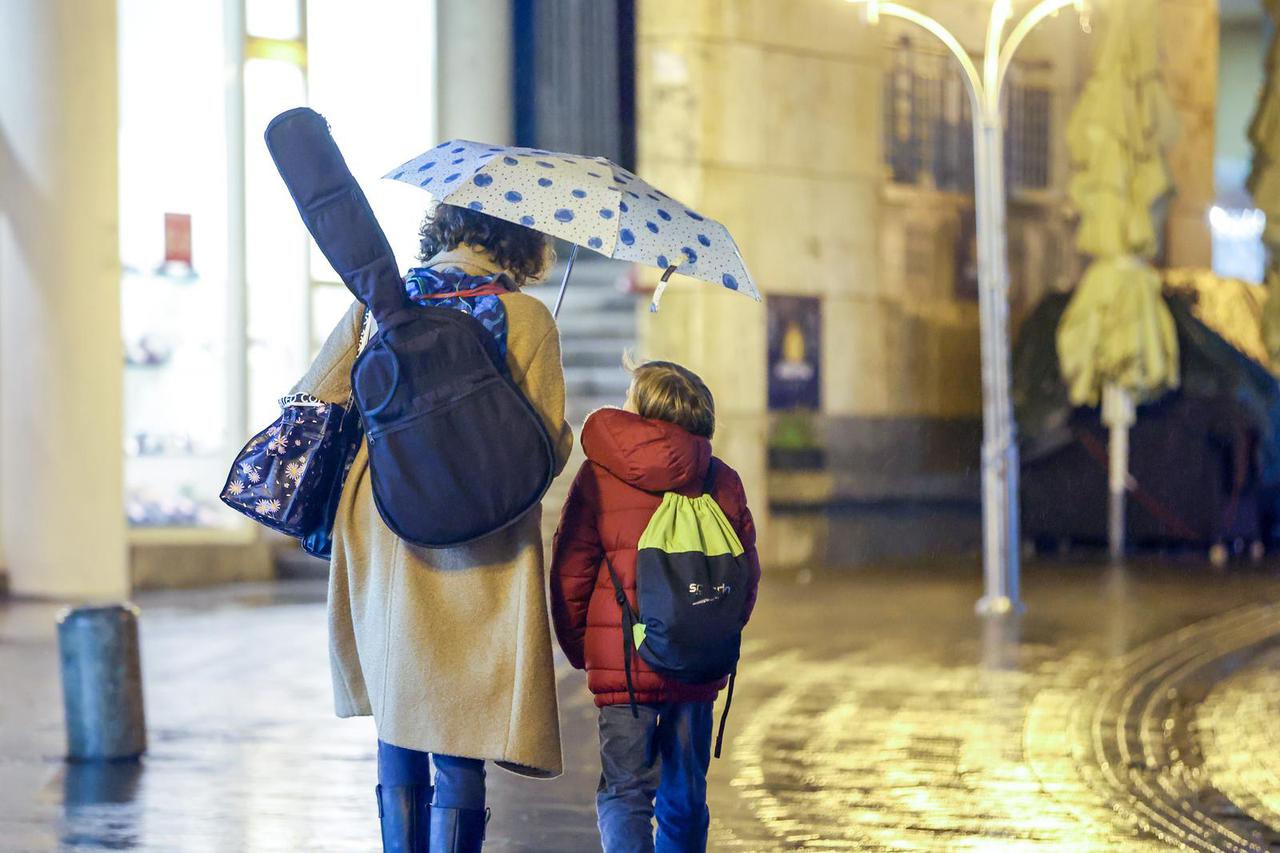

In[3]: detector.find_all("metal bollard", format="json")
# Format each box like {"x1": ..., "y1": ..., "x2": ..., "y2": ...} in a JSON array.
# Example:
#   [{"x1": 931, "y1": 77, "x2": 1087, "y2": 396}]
[{"x1": 57, "y1": 604, "x2": 147, "y2": 761}]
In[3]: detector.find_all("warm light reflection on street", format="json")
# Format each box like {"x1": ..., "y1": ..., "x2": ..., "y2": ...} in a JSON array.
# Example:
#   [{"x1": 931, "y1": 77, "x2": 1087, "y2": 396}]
[
  {"x1": 6, "y1": 566, "x2": 1280, "y2": 849},
  {"x1": 701, "y1": 570, "x2": 1280, "y2": 852}
]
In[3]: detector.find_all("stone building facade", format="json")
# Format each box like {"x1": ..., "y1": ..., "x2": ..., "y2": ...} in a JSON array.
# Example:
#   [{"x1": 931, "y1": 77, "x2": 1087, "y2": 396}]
[
  {"x1": 633, "y1": 0, "x2": 1218, "y2": 566},
  {"x1": 0, "y1": 0, "x2": 1222, "y2": 594}
]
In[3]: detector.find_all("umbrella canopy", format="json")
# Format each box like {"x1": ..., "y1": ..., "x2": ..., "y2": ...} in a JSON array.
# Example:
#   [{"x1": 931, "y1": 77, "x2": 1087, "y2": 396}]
[
  {"x1": 1249, "y1": 0, "x2": 1280, "y2": 367},
  {"x1": 1056, "y1": 0, "x2": 1179, "y2": 407},
  {"x1": 384, "y1": 141, "x2": 760, "y2": 307}
]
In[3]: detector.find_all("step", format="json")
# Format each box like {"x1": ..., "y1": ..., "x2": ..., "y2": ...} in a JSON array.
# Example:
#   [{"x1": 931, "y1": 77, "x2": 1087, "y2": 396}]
[
  {"x1": 562, "y1": 337, "x2": 633, "y2": 369},
  {"x1": 563, "y1": 349, "x2": 628, "y2": 370},
  {"x1": 567, "y1": 397, "x2": 623, "y2": 424},
  {"x1": 530, "y1": 282, "x2": 639, "y2": 316},
  {"x1": 534, "y1": 257, "x2": 631, "y2": 288},
  {"x1": 531, "y1": 269, "x2": 634, "y2": 298},
  {"x1": 565, "y1": 368, "x2": 631, "y2": 398},
  {"x1": 555, "y1": 310, "x2": 637, "y2": 340}
]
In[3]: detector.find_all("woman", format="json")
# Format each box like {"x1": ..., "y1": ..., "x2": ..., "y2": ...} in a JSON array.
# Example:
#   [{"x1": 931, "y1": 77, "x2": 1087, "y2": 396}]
[{"x1": 290, "y1": 204, "x2": 574, "y2": 852}]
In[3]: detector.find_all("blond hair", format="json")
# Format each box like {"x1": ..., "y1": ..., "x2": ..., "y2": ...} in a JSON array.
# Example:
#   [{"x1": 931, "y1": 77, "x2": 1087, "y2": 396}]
[{"x1": 625, "y1": 356, "x2": 716, "y2": 438}]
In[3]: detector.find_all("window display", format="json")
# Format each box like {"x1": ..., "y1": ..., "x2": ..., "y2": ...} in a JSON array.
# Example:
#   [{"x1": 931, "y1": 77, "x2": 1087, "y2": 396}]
[
  {"x1": 119, "y1": 0, "x2": 435, "y2": 535},
  {"x1": 120, "y1": 0, "x2": 240, "y2": 531}
]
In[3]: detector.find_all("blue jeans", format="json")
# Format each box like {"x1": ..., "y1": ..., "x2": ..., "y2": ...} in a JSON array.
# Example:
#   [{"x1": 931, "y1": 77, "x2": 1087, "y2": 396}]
[
  {"x1": 596, "y1": 702, "x2": 713, "y2": 853},
  {"x1": 376, "y1": 740, "x2": 486, "y2": 810}
]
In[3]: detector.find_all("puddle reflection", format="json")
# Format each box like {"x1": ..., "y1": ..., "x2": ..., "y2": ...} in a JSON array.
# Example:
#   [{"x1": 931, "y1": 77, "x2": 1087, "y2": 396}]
[
  {"x1": 60, "y1": 759, "x2": 145, "y2": 850},
  {"x1": 981, "y1": 613, "x2": 1023, "y2": 671},
  {"x1": 63, "y1": 758, "x2": 144, "y2": 807}
]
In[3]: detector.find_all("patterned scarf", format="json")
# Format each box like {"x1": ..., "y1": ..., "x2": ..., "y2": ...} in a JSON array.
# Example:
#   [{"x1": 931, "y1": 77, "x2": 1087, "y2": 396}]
[{"x1": 404, "y1": 266, "x2": 512, "y2": 361}]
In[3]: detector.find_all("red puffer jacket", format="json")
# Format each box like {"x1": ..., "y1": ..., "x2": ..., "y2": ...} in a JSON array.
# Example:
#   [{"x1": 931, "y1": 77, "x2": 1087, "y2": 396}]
[{"x1": 550, "y1": 408, "x2": 761, "y2": 707}]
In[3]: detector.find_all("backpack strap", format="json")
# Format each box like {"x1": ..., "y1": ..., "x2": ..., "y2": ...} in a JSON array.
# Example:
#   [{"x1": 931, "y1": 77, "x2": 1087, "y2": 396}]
[
  {"x1": 714, "y1": 667, "x2": 736, "y2": 759},
  {"x1": 601, "y1": 552, "x2": 640, "y2": 718},
  {"x1": 701, "y1": 458, "x2": 718, "y2": 496}
]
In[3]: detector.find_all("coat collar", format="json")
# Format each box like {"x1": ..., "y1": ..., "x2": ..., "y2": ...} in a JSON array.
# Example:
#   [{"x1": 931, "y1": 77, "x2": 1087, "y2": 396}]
[{"x1": 423, "y1": 244, "x2": 506, "y2": 278}]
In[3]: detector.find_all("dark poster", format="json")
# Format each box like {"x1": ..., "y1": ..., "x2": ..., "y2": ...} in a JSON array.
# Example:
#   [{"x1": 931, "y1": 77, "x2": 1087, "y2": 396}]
[
  {"x1": 955, "y1": 205, "x2": 979, "y2": 301},
  {"x1": 767, "y1": 296, "x2": 822, "y2": 411}
]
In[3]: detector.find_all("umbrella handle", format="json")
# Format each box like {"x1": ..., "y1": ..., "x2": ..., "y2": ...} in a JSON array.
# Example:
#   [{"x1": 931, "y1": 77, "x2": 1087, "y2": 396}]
[
  {"x1": 649, "y1": 265, "x2": 678, "y2": 314},
  {"x1": 552, "y1": 244, "x2": 579, "y2": 320}
]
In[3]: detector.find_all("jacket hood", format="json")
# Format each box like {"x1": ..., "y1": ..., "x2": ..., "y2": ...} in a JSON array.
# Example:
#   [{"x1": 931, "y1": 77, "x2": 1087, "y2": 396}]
[{"x1": 581, "y1": 408, "x2": 711, "y2": 493}]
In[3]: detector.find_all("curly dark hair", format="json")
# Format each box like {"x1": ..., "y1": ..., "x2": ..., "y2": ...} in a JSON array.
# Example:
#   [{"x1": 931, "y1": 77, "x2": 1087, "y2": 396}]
[{"x1": 417, "y1": 204, "x2": 550, "y2": 287}]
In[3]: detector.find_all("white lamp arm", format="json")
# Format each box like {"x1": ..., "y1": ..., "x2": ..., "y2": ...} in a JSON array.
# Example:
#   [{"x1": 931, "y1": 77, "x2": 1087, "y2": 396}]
[
  {"x1": 996, "y1": 0, "x2": 1080, "y2": 97},
  {"x1": 866, "y1": 2, "x2": 986, "y2": 115}
]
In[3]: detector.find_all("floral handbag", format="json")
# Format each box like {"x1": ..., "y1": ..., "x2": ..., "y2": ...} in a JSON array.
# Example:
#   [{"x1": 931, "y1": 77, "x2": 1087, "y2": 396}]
[{"x1": 220, "y1": 311, "x2": 370, "y2": 558}]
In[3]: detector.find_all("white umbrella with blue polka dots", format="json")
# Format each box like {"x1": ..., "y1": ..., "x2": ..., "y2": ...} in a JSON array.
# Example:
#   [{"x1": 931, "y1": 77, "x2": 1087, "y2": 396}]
[{"x1": 383, "y1": 140, "x2": 759, "y2": 314}]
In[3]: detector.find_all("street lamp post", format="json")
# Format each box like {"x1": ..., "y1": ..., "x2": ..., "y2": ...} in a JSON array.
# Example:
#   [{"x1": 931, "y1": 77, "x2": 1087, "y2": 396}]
[{"x1": 847, "y1": 0, "x2": 1088, "y2": 615}]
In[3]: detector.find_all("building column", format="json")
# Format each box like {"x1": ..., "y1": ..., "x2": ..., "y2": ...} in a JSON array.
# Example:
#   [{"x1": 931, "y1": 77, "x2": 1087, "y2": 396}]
[
  {"x1": 634, "y1": 1, "x2": 883, "y2": 566},
  {"x1": 1160, "y1": 0, "x2": 1219, "y2": 268},
  {"x1": 0, "y1": 0, "x2": 127, "y2": 599},
  {"x1": 435, "y1": 0, "x2": 514, "y2": 145}
]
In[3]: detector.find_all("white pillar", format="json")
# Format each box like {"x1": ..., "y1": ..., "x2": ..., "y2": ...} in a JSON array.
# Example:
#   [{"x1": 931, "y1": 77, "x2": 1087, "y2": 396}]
[
  {"x1": 0, "y1": 0, "x2": 128, "y2": 599},
  {"x1": 435, "y1": 0, "x2": 513, "y2": 145}
]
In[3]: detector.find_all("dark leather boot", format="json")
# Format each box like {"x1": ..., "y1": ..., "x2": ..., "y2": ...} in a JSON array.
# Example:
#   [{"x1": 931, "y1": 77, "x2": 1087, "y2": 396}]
[
  {"x1": 376, "y1": 784, "x2": 432, "y2": 852},
  {"x1": 429, "y1": 805, "x2": 488, "y2": 852}
]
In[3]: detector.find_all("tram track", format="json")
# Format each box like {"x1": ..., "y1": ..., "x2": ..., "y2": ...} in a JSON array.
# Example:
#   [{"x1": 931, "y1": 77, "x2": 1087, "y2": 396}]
[
  {"x1": 713, "y1": 590, "x2": 1280, "y2": 850},
  {"x1": 1080, "y1": 602, "x2": 1280, "y2": 851}
]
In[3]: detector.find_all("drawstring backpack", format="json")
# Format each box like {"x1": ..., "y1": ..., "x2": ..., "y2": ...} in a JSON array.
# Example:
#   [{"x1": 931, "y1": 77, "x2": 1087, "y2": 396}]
[{"x1": 602, "y1": 461, "x2": 750, "y2": 757}]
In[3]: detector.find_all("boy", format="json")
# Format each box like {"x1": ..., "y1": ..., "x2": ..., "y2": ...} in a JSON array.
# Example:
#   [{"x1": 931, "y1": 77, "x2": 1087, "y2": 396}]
[{"x1": 550, "y1": 360, "x2": 762, "y2": 853}]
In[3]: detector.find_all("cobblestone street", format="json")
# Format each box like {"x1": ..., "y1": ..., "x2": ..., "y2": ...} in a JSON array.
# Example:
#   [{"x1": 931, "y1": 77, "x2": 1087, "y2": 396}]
[{"x1": 6, "y1": 560, "x2": 1280, "y2": 851}]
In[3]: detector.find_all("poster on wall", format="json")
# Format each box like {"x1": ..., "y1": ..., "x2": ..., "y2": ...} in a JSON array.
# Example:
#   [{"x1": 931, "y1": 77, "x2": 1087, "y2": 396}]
[{"x1": 767, "y1": 295, "x2": 822, "y2": 411}]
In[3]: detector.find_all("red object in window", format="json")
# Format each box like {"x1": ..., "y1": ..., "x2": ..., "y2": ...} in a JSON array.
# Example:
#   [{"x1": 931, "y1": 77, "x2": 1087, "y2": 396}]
[{"x1": 164, "y1": 213, "x2": 192, "y2": 266}]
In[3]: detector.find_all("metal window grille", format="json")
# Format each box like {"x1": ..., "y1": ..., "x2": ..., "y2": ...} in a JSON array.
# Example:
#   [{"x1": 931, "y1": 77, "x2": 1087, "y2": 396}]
[
  {"x1": 1006, "y1": 81, "x2": 1051, "y2": 192},
  {"x1": 884, "y1": 35, "x2": 1051, "y2": 195}
]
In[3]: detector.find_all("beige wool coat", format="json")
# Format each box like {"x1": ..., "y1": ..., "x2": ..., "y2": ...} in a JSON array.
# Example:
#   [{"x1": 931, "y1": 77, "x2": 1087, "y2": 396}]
[{"x1": 291, "y1": 248, "x2": 574, "y2": 778}]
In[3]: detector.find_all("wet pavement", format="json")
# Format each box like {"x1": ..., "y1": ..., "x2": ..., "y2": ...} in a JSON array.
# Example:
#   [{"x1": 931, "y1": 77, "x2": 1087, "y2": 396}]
[{"x1": 6, "y1": 559, "x2": 1280, "y2": 851}]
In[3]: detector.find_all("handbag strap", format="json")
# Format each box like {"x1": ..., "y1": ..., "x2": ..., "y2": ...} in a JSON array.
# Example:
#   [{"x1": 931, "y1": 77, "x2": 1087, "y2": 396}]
[
  {"x1": 276, "y1": 308, "x2": 372, "y2": 411},
  {"x1": 355, "y1": 307, "x2": 373, "y2": 353},
  {"x1": 702, "y1": 458, "x2": 718, "y2": 495},
  {"x1": 348, "y1": 308, "x2": 372, "y2": 402}
]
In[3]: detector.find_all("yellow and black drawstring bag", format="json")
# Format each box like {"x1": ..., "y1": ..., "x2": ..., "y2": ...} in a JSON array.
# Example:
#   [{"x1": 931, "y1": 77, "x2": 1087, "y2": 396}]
[{"x1": 602, "y1": 461, "x2": 750, "y2": 757}]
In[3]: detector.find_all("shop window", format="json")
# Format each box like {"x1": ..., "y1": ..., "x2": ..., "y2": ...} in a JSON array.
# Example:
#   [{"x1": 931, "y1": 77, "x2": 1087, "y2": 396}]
[
  {"x1": 119, "y1": 0, "x2": 238, "y2": 530},
  {"x1": 119, "y1": 0, "x2": 435, "y2": 533},
  {"x1": 883, "y1": 34, "x2": 1052, "y2": 196}
]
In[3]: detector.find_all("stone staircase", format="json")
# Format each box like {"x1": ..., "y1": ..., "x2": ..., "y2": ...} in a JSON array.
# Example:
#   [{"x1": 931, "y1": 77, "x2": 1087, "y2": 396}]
[
  {"x1": 530, "y1": 255, "x2": 640, "y2": 541},
  {"x1": 529, "y1": 255, "x2": 639, "y2": 425}
]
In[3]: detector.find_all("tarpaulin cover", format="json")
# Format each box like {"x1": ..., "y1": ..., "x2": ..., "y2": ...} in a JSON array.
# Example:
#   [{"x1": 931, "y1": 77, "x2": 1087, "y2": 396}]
[{"x1": 1016, "y1": 293, "x2": 1280, "y2": 544}]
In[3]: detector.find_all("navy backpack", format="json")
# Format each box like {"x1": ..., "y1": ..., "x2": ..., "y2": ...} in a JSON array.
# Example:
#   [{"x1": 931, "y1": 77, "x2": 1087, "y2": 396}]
[{"x1": 264, "y1": 108, "x2": 555, "y2": 547}]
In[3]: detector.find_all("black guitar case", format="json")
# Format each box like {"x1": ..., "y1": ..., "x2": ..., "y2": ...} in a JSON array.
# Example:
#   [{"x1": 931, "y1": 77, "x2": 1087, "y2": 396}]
[{"x1": 264, "y1": 107, "x2": 555, "y2": 547}]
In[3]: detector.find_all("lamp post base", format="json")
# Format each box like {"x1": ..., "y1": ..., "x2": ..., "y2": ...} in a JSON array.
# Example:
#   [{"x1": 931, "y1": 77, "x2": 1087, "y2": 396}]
[{"x1": 975, "y1": 594, "x2": 1025, "y2": 617}]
